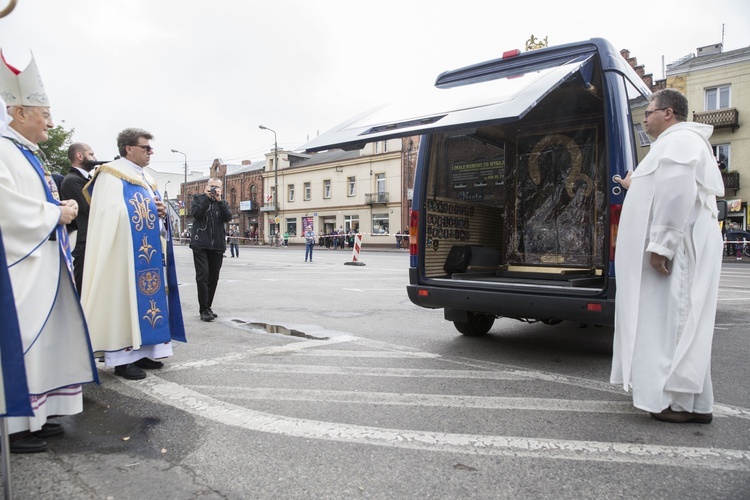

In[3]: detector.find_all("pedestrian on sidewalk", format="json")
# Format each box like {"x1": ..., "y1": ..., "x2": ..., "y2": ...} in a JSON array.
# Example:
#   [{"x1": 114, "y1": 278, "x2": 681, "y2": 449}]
[{"x1": 304, "y1": 225, "x2": 315, "y2": 262}]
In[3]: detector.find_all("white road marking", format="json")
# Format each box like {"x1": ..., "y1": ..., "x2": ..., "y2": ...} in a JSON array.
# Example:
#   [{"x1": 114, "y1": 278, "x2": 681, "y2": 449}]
[
  {"x1": 102, "y1": 318, "x2": 750, "y2": 471},
  {"x1": 164, "y1": 336, "x2": 356, "y2": 372},
  {"x1": 298, "y1": 350, "x2": 440, "y2": 359},
  {"x1": 115, "y1": 375, "x2": 750, "y2": 471},
  {"x1": 220, "y1": 363, "x2": 537, "y2": 381},
  {"x1": 193, "y1": 387, "x2": 641, "y2": 414}
]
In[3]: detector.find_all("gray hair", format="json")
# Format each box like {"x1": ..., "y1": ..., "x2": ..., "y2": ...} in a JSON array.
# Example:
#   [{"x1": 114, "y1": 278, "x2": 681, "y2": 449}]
[
  {"x1": 651, "y1": 89, "x2": 688, "y2": 121},
  {"x1": 117, "y1": 128, "x2": 153, "y2": 156}
]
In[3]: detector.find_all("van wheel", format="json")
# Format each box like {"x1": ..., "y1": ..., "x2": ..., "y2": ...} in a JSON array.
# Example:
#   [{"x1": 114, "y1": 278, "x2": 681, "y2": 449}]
[{"x1": 454, "y1": 313, "x2": 495, "y2": 336}]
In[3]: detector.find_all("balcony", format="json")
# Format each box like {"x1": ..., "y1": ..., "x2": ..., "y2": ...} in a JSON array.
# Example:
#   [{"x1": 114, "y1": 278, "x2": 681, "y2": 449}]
[
  {"x1": 693, "y1": 108, "x2": 740, "y2": 132},
  {"x1": 365, "y1": 192, "x2": 389, "y2": 205},
  {"x1": 260, "y1": 203, "x2": 277, "y2": 212},
  {"x1": 721, "y1": 170, "x2": 740, "y2": 194}
]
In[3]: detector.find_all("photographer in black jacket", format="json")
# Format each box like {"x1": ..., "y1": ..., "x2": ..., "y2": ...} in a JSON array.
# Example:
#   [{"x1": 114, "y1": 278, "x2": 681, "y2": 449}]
[{"x1": 189, "y1": 178, "x2": 232, "y2": 321}]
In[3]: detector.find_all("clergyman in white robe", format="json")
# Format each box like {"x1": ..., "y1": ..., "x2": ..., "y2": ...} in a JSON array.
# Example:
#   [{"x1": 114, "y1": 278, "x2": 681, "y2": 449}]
[
  {"x1": 81, "y1": 157, "x2": 186, "y2": 366},
  {"x1": 0, "y1": 124, "x2": 98, "y2": 434},
  {"x1": 611, "y1": 119, "x2": 724, "y2": 415}
]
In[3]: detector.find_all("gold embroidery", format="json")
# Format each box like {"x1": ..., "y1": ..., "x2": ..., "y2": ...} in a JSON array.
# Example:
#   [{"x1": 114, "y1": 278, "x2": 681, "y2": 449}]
[
  {"x1": 138, "y1": 235, "x2": 156, "y2": 265},
  {"x1": 143, "y1": 299, "x2": 163, "y2": 328},
  {"x1": 129, "y1": 192, "x2": 156, "y2": 231},
  {"x1": 138, "y1": 269, "x2": 161, "y2": 295}
]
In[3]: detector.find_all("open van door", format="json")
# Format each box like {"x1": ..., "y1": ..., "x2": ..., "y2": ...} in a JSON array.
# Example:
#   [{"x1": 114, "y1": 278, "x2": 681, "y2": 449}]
[{"x1": 304, "y1": 51, "x2": 599, "y2": 153}]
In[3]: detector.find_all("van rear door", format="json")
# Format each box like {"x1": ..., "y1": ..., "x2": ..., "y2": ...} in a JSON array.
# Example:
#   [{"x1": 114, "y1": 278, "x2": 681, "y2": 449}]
[{"x1": 303, "y1": 52, "x2": 598, "y2": 152}]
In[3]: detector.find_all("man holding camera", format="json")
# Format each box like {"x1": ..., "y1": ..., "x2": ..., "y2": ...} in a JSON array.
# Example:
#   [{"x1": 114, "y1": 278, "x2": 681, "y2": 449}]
[{"x1": 189, "y1": 177, "x2": 231, "y2": 322}]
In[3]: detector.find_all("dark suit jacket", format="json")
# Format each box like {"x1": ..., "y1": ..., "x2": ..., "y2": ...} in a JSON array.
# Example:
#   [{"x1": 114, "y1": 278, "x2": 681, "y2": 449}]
[{"x1": 59, "y1": 168, "x2": 92, "y2": 244}]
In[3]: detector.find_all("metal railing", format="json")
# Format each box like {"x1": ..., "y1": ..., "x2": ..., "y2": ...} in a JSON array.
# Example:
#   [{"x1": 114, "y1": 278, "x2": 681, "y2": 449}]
[
  {"x1": 365, "y1": 192, "x2": 389, "y2": 205},
  {"x1": 693, "y1": 108, "x2": 740, "y2": 131}
]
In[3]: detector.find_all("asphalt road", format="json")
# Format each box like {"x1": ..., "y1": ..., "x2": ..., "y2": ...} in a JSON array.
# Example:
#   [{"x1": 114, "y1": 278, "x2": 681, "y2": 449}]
[{"x1": 7, "y1": 246, "x2": 750, "y2": 499}]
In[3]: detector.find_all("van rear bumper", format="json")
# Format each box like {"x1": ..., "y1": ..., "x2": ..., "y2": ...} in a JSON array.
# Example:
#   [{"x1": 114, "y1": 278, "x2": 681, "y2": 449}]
[{"x1": 406, "y1": 276, "x2": 615, "y2": 326}]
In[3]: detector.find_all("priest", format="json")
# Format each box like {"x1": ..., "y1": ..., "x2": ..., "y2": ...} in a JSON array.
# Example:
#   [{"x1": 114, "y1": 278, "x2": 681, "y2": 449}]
[
  {"x1": 611, "y1": 89, "x2": 724, "y2": 423},
  {"x1": 81, "y1": 128, "x2": 186, "y2": 380},
  {"x1": 0, "y1": 52, "x2": 98, "y2": 453}
]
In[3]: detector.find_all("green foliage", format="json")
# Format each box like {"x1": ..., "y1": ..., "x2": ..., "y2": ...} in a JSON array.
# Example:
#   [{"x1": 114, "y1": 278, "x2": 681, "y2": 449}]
[{"x1": 39, "y1": 124, "x2": 75, "y2": 175}]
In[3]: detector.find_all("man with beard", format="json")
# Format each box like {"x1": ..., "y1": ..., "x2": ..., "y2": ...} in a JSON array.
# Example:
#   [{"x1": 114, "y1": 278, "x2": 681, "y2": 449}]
[{"x1": 60, "y1": 142, "x2": 98, "y2": 292}]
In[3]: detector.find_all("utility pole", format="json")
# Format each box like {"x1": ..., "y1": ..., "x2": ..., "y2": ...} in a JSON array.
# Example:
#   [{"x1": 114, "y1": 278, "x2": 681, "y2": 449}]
[{"x1": 259, "y1": 125, "x2": 279, "y2": 244}]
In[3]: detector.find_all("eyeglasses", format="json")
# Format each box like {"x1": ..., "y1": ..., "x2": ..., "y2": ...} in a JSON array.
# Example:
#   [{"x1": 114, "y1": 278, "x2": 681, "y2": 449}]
[
  {"x1": 644, "y1": 108, "x2": 669, "y2": 118},
  {"x1": 131, "y1": 144, "x2": 153, "y2": 152}
]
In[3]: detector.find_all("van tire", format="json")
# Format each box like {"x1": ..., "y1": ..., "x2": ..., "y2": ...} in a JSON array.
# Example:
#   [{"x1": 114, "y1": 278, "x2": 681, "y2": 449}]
[{"x1": 454, "y1": 312, "x2": 495, "y2": 336}]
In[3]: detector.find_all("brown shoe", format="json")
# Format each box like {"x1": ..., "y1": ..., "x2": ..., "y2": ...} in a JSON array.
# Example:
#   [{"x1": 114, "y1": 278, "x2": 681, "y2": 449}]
[{"x1": 650, "y1": 407, "x2": 712, "y2": 424}]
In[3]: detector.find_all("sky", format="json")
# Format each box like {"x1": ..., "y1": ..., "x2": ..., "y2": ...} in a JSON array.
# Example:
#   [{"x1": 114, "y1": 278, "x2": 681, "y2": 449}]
[{"x1": 1, "y1": 0, "x2": 749, "y2": 178}]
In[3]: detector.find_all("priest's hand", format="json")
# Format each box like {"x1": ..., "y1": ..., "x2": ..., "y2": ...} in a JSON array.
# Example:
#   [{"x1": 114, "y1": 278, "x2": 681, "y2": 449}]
[
  {"x1": 614, "y1": 170, "x2": 632, "y2": 190},
  {"x1": 58, "y1": 199, "x2": 78, "y2": 225},
  {"x1": 154, "y1": 197, "x2": 167, "y2": 219},
  {"x1": 650, "y1": 252, "x2": 670, "y2": 275}
]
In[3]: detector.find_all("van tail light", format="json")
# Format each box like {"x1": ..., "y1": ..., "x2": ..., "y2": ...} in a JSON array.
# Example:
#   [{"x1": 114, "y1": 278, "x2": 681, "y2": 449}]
[
  {"x1": 610, "y1": 204, "x2": 622, "y2": 262},
  {"x1": 409, "y1": 209, "x2": 419, "y2": 257}
]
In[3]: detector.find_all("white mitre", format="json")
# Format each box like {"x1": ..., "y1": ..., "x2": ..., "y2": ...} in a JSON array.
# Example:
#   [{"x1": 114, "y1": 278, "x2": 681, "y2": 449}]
[{"x1": 0, "y1": 50, "x2": 49, "y2": 107}]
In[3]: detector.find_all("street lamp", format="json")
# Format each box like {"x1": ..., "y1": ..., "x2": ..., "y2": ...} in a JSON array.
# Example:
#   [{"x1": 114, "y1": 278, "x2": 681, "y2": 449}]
[
  {"x1": 259, "y1": 125, "x2": 279, "y2": 243},
  {"x1": 164, "y1": 180, "x2": 171, "y2": 200},
  {"x1": 171, "y1": 149, "x2": 187, "y2": 233}
]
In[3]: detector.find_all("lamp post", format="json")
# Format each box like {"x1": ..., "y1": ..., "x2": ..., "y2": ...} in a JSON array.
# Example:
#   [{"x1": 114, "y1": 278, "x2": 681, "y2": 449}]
[
  {"x1": 164, "y1": 180, "x2": 171, "y2": 200},
  {"x1": 259, "y1": 125, "x2": 278, "y2": 243},
  {"x1": 171, "y1": 149, "x2": 187, "y2": 233}
]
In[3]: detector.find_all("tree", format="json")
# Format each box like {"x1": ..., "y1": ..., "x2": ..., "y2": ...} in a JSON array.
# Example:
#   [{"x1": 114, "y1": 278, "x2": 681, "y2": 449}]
[{"x1": 39, "y1": 124, "x2": 75, "y2": 175}]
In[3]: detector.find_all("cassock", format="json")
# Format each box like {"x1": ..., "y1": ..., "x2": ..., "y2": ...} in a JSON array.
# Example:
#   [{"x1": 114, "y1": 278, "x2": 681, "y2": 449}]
[
  {"x1": 0, "y1": 128, "x2": 98, "y2": 433},
  {"x1": 81, "y1": 158, "x2": 185, "y2": 365},
  {"x1": 611, "y1": 122, "x2": 724, "y2": 414}
]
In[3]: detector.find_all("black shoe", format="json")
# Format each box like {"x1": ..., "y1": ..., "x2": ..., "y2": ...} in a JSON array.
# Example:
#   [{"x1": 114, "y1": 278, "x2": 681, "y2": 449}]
[
  {"x1": 207, "y1": 308, "x2": 218, "y2": 318},
  {"x1": 134, "y1": 357, "x2": 164, "y2": 370},
  {"x1": 650, "y1": 408, "x2": 713, "y2": 424},
  {"x1": 200, "y1": 310, "x2": 215, "y2": 322},
  {"x1": 114, "y1": 363, "x2": 147, "y2": 380},
  {"x1": 32, "y1": 422, "x2": 64, "y2": 439},
  {"x1": 9, "y1": 435, "x2": 48, "y2": 454}
]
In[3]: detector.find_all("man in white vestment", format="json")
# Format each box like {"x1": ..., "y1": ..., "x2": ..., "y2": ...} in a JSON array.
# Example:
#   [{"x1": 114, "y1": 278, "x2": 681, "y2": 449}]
[
  {"x1": 0, "y1": 52, "x2": 98, "y2": 453},
  {"x1": 81, "y1": 128, "x2": 186, "y2": 380},
  {"x1": 611, "y1": 89, "x2": 724, "y2": 423}
]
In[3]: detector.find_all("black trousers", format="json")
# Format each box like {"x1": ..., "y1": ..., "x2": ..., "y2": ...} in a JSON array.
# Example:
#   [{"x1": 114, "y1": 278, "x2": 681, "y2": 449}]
[
  {"x1": 72, "y1": 242, "x2": 86, "y2": 294},
  {"x1": 192, "y1": 248, "x2": 224, "y2": 312}
]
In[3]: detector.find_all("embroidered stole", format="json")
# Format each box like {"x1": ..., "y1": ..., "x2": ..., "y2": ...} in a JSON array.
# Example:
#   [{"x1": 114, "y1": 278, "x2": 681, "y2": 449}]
[
  {"x1": 87, "y1": 166, "x2": 186, "y2": 344},
  {"x1": 0, "y1": 226, "x2": 33, "y2": 416}
]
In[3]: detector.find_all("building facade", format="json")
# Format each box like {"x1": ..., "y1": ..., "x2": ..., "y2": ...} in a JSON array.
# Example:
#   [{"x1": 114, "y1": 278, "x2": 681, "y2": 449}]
[
  {"x1": 665, "y1": 42, "x2": 749, "y2": 230},
  {"x1": 182, "y1": 159, "x2": 265, "y2": 240},
  {"x1": 260, "y1": 137, "x2": 419, "y2": 247}
]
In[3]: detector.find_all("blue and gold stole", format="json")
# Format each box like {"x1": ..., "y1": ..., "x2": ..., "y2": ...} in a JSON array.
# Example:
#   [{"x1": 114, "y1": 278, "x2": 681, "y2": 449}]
[
  {"x1": 13, "y1": 143, "x2": 74, "y2": 274},
  {"x1": 0, "y1": 226, "x2": 33, "y2": 417},
  {"x1": 13, "y1": 141, "x2": 99, "y2": 383},
  {"x1": 88, "y1": 166, "x2": 186, "y2": 345}
]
